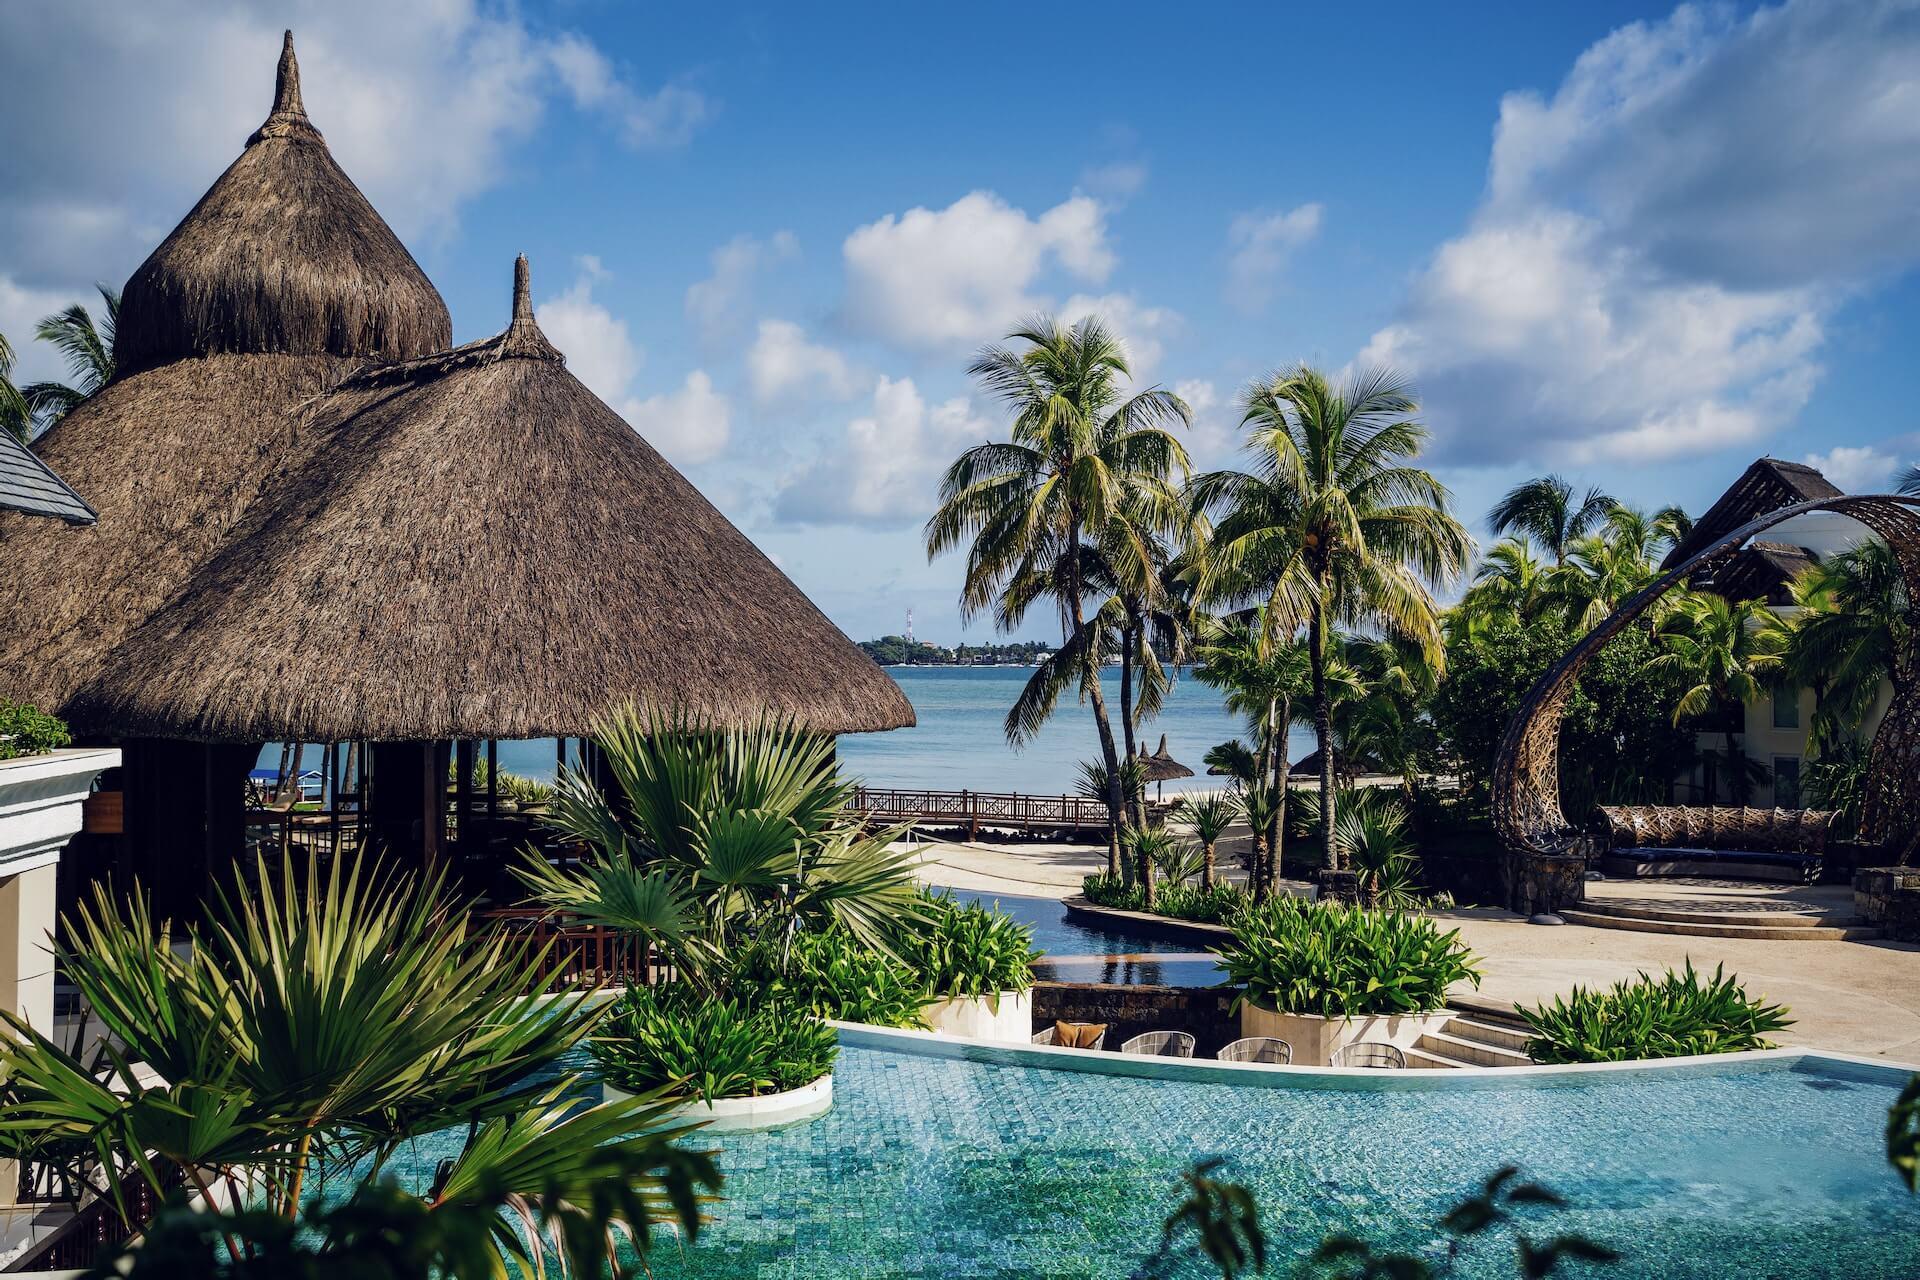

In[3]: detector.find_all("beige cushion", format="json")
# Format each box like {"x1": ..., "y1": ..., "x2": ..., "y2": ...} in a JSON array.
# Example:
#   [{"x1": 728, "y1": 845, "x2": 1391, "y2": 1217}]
[{"x1": 1054, "y1": 1021, "x2": 1107, "y2": 1049}]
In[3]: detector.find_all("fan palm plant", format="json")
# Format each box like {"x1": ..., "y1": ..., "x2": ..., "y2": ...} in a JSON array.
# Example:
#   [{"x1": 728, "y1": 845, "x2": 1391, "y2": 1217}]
[
  {"x1": 927, "y1": 315, "x2": 1190, "y2": 867},
  {"x1": 1487, "y1": 474, "x2": 1616, "y2": 566},
  {"x1": 1191, "y1": 365, "x2": 1471, "y2": 870},
  {"x1": 1652, "y1": 591, "x2": 1788, "y2": 803},
  {"x1": 1331, "y1": 790, "x2": 1422, "y2": 909},
  {"x1": 0, "y1": 854, "x2": 716, "y2": 1273},
  {"x1": 518, "y1": 708, "x2": 925, "y2": 979},
  {"x1": 1780, "y1": 539, "x2": 1909, "y2": 749},
  {"x1": 1177, "y1": 792, "x2": 1238, "y2": 891},
  {"x1": 21, "y1": 284, "x2": 117, "y2": 429},
  {"x1": 1077, "y1": 756, "x2": 1148, "y2": 877}
]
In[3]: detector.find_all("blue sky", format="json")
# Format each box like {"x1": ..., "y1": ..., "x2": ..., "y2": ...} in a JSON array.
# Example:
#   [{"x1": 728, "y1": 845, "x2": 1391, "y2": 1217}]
[{"x1": 4, "y1": 1, "x2": 1918, "y2": 644}]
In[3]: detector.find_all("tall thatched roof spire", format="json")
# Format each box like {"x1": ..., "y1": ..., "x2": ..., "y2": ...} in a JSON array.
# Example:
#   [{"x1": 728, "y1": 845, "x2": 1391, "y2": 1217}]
[
  {"x1": 70, "y1": 257, "x2": 916, "y2": 742},
  {"x1": 248, "y1": 30, "x2": 318, "y2": 145},
  {"x1": 113, "y1": 29, "x2": 449, "y2": 371}
]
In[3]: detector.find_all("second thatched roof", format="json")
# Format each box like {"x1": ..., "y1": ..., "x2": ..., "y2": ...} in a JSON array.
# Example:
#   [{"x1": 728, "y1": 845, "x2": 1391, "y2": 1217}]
[{"x1": 70, "y1": 258, "x2": 915, "y2": 742}]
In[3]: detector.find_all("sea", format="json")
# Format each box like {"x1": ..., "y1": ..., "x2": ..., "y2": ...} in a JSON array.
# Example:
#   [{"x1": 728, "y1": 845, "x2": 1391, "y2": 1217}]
[{"x1": 253, "y1": 665, "x2": 1315, "y2": 797}]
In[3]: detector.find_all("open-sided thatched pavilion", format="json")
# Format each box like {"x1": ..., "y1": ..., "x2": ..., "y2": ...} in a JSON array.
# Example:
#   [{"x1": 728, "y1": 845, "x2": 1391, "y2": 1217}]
[{"x1": 5, "y1": 34, "x2": 910, "y2": 914}]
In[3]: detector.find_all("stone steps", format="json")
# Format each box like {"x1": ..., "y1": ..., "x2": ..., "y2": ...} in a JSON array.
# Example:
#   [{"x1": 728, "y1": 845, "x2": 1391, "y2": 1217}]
[
  {"x1": 1562, "y1": 907, "x2": 1882, "y2": 942},
  {"x1": 1583, "y1": 899, "x2": 1869, "y2": 929},
  {"x1": 1408, "y1": 1015, "x2": 1536, "y2": 1069}
]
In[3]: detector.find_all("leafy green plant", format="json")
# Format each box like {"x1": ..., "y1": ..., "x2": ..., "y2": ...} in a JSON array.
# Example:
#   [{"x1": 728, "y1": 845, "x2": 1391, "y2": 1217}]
[
  {"x1": 1082, "y1": 872, "x2": 1145, "y2": 911},
  {"x1": 592, "y1": 983, "x2": 836, "y2": 1102},
  {"x1": 1891, "y1": 1075, "x2": 1920, "y2": 1192},
  {"x1": 1804, "y1": 741, "x2": 1869, "y2": 839},
  {"x1": 1332, "y1": 790, "x2": 1423, "y2": 909},
  {"x1": 1176, "y1": 792, "x2": 1238, "y2": 890},
  {"x1": 901, "y1": 891, "x2": 1037, "y2": 1000},
  {"x1": 737, "y1": 927, "x2": 930, "y2": 1029},
  {"x1": 1519, "y1": 962, "x2": 1792, "y2": 1063},
  {"x1": 1220, "y1": 898, "x2": 1481, "y2": 1018},
  {"x1": 1156, "y1": 882, "x2": 1249, "y2": 924},
  {"x1": 0, "y1": 699, "x2": 70, "y2": 760}
]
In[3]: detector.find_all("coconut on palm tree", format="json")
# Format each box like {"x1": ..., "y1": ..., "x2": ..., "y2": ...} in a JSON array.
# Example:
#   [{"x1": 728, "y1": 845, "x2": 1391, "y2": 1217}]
[
  {"x1": 1488, "y1": 474, "x2": 1617, "y2": 566},
  {"x1": 1652, "y1": 590, "x2": 1788, "y2": 804},
  {"x1": 926, "y1": 315, "x2": 1190, "y2": 866},
  {"x1": 21, "y1": 284, "x2": 117, "y2": 429},
  {"x1": 1191, "y1": 365, "x2": 1471, "y2": 871}
]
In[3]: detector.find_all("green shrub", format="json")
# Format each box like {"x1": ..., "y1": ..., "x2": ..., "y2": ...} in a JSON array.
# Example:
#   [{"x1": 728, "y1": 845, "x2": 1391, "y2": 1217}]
[
  {"x1": 0, "y1": 700, "x2": 70, "y2": 761},
  {"x1": 1156, "y1": 882, "x2": 1249, "y2": 924},
  {"x1": 901, "y1": 891, "x2": 1037, "y2": 998},
  {"x1": 737, "y1": 928, "x2": 929, "y2": 1029},
  {"x1": 1332, "y1": 791, "x2": 1424, "y2": 909},
  {"x1": 1519, "y1": 961, "x2": 1792, "y2": 1063},
  {"x1": 1082, "y1": 872, "x2": 1144, "y2": 911},
  {"x1": 1220, "y1": 897, "x2": 1481, "y2": 1017},
  {"x1": 590, "y1": 983, "x2": 836, "y2": 1102}
]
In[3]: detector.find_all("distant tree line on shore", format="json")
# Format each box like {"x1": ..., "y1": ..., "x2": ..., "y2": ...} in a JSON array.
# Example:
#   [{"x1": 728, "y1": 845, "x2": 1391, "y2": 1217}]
[{"x1": 859, "y1": 635, "x2": 1052, "y2": 666}]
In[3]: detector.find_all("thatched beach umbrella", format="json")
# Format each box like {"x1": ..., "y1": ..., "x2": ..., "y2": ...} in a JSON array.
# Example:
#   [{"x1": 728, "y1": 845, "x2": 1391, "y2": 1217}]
[
  {"x1": 0, "y1": 32, "x2": 451, "y2": 715},
  {"x1": 1141, "y1": 734, "x2": 1193, "y2": 801},
  {"x1": 72, "y1": 256, "x2": 915, "y2": 744}
]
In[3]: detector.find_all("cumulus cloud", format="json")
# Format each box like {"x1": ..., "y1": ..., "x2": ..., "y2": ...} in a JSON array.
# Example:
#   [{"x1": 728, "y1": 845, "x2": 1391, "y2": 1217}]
[
  {"x1": 1078, "y1": 161, "x2": 1148, "y2": 202},
  {"x1": 747, "y1": 320, "x2": 859, "y2": 405},
  {"x1": 623, "y1": 371, "x2": 732, "y2": 467},
  {"x1": 1057, "y1": 292, "x2": 1183, "y2": 386},
  {"x1": 1225, "y1": 204, "x2": 1324, "y2": 313},
  {"x1": 1358, "y1": 0, "x2": 1920, "y2": 467},
  {"x1": 841, "y1": 191, "x2": 1114, "y2": 352},
  {"x1": 546, "y1": 32, "x2": 711, "y2": 148},
  {"x1": 0, "y1": 4, "x2": 708, "y2": 299},
  {"x1": 1174, "y1": 378, "x2": 1243, "y2": 469},
  {"x1": 1802, "y1": 444, "x2": 1903, "y2": 493},
  {"x1": 684, "y1": 231, "x2": 799, "y2": 343},
  {"x1": 537, "y1": 257, "x2": 643, "y2": 402},
  {"x1": 775, "y1": 376, "x2": 992, "y2": 526}
]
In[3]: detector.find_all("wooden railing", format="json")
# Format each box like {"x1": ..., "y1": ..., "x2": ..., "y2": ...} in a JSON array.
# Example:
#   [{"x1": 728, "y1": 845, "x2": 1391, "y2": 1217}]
[
  {"x1": 849, "y1": 786, "x2": 1112, "y2": 839},
  {"x1": 4, "y1": 1164, "x2": 184, "y2": 1273},
  {"x1": 473, "y1": 909, "x2": 654, "y2": 989}
]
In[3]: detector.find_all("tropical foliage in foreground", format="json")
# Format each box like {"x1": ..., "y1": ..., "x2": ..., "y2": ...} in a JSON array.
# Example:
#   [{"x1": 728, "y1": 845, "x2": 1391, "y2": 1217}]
[
  {"x1": 1220, "y1": 898, "x2": 1481, "y2": 1018},
  {"x1": 0, "y1": 855, "x2": 716, "y2": 1276},
  {"x1": 0, "y1": 698, "x2": 70, "y2": 760},
  {"x1": 899, "y1": 889, "x2": 1039, "y2": 1000},
  {"x1": 1518, "y1": 961, "x2": 1793, "y2": 1064}
]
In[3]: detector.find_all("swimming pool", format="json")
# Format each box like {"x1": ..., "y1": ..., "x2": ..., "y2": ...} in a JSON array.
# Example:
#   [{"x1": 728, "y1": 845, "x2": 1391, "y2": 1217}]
[
  {"x1": 376, "y1": 1033, "x2": 1920, "y2": 1278},
  {"x1": 950, "y1": 890, "x2": 1230, "y2": 986}
]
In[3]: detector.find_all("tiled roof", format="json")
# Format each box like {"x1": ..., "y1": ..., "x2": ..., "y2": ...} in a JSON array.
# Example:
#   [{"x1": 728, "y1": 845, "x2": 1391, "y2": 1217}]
[{"x1": 0, "y1": 431, "x2": 95, "y2": 524}]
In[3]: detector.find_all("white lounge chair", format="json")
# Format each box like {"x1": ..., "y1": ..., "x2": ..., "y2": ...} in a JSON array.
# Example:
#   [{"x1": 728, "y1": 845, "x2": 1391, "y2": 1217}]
[
  {"x1": 1216, "y1": 1036, "x2": 1292, "y2": 1065},
  {"x1": 1332, "y1": 1042, "x2": 1405, "y2": 1069},
  {"x1": 1119, "y1": 1030, "x2": 1195, "y2": 1058}
]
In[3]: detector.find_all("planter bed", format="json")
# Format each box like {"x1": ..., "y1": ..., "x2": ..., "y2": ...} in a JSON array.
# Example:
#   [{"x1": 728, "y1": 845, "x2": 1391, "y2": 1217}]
[{"x1": 604, "y1": 1073, "x2": 833, "y2": 1132}]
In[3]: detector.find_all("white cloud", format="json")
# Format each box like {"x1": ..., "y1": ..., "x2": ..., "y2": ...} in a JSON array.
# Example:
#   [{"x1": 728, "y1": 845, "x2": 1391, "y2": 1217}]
[
  {"x1": 747, "y1": 320, "x2": 859, "y2": 405},
  {"x1": 1078, "y1": 161, "x2": 1148, "y2": 201},
  {"x1": 548, "y1": 34, "x2": 712, "y2": 148},
  {"x1": 537, "y1": 257, "x2": 643, "y2": 404},
  {"x1": 1357, "y1": 0, "x2": 1920, "y2": 467},
  {"x1": 1175, "y1": 378, "x2": 1241, "y2": 469},
  {"x1": 0, "y1": 5, "x2": 707, "y2": 295},
  {"x1": 684, "y1": 231, "x2": 799, "y2": 343},
  {"x1": 1057, "y1": 292, "x2": 1182, "y2": 386},
  {"x1": 841, "y1": 191, "x2": 1114, "y2": 352},
  {"x1": 1802, "y1": 444, "x2": 1901, "y2": 494},
  {"x1": 776, "y1": 376, "x2": 992, "y2": 526},
  {"x1": 622, "y1": 371, "x2": 732, "y2": 467},
  {"x1": 1225, "y1": 204, "x2": 1324, "y2": 313},
  {"x1": 0, "y1": 273, "x2": 88, "y2": 387}
]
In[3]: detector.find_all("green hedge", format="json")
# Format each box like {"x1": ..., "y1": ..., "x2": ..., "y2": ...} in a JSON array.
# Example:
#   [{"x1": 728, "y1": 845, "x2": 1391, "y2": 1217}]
[
  {"x1": 590, "y1": 984, "x2": 837, "y2": 1102},
  {"x1": 1519, "y1": 961, "x2": 1792, "y2": 1063},
  {"x1": 1220, "y1": 897, "x2": 1480, "y2": 1017},
  {"x1": 0, "y1": 701, "x2": 70, "y2": 761}
]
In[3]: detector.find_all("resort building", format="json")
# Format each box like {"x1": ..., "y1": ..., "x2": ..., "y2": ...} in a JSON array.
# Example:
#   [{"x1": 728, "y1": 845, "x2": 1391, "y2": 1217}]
[{"x1": 1664, "y1": 458, "x2": 1894, "y2": 806}]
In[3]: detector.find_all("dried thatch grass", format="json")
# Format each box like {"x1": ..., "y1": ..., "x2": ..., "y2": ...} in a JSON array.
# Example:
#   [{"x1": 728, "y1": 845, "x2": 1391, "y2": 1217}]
[
  {"x1": 69, "y1": 259, "x2": 915, "y2": 742},
  {"x1": 115, "y1": 33, "x2": 449, "y2": 372},
  {"x1": 0, "y1": 32, "x2": 448, "y2": 716}
]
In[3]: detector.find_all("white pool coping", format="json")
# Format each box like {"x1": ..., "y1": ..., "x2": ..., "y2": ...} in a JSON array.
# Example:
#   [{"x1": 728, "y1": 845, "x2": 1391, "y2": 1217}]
[{"x1": 830, "y1": 1020, "x2": 1920, "y2": 1092}]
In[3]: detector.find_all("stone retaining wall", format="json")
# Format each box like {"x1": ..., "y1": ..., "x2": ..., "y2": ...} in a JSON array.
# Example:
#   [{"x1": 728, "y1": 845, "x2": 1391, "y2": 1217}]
[
  {"x1": 1031, "y1": 981, "x2": 1238, "y2": 1057},
  {"x1": 1855, "y1": 866, "x2": 1920, "y2": 942}
]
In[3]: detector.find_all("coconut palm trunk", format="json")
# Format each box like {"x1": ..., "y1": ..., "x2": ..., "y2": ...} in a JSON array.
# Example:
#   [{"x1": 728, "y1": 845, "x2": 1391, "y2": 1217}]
[
  {"x1": 1069, "y1": 529, "x2": 1125, "y2": 874},
  {"x1": 1310, "y1": 606, "x2": 1338, "y2": 870},
  {"x1": 1269, "y1": 695, "x2": 1291, "y2": 892},
  {"x1": 1118, "y1": 613, "x2": 1143, "y2": 828}
]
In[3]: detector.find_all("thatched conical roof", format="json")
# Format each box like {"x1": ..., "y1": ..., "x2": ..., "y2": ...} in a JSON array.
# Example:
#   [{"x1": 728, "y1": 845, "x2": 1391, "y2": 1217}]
[
  {"x1": 71, "y1": 258, "x2": 915, "y2": 742},
  {"x1": 115, "y1": 33, "x2": 450, "y2": 372},
  {"x1": 0, "y1": 33, "x2": 450, "y2": 718},
  {"x1": 1141, "y1": 734, "x2": 1192, "y2": 783}
]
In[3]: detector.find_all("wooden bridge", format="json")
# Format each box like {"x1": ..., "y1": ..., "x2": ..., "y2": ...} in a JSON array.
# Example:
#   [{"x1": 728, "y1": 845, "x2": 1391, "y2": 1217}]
[{"x1": 849, "y1": 786, "x2": 1112, "y2": 840}]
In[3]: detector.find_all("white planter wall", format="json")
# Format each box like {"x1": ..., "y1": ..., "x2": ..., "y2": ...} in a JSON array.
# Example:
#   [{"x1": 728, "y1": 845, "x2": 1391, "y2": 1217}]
[
  {"x1": 1240, "y1": 1002, "x2": 1453, "y2": 1067},
  {"x1": 922, "y1": 990, "x2": 1032, "y2": 1042},
  {"x1": 605, "y1": 1074, "x2": 833, "y2": 1132}
]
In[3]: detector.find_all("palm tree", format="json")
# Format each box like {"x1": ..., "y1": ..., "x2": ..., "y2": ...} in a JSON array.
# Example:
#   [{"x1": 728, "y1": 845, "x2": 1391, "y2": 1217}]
[
  {"x1": 518, "y1": 708, "x2": 925, "y2": 976},
  {"x1": 1897, "y1": 466, "x2": 1919, "y2": 496},
  {"x1": 1487, "y1": 474, "x2": 1616, "y2": 565},
  {"x1": 1544, "y1": 517, "x2": 1662, "y2": 633},
  {"x1": 0, "y1": 332, "x2": 30, "y2": 442},
  {"x1": 0, "y1": 854, "x2": 716, "y2": 1273},
  {"x1": 1652, "y1": 591, "x2": 1787, "y2": 803},
  {"x1": 927, "y1": 316, "x2": 1190, "y2": 864},
  {"x1": 1781, "y1": 539, "x2": 1909, "y2": 749},
  {"x1": 1191, "y1": 366, "x2": 1471, "y2": 870},
  {"x1": 1176, "y1": 792, "x2": 1236, "y2": 891},
  {"x1": 1455, "y1": 537, "x2": 1550, "y2": 638},
  {"x1": 21, "y1": 285, "x2": 117, "y2": 430}
]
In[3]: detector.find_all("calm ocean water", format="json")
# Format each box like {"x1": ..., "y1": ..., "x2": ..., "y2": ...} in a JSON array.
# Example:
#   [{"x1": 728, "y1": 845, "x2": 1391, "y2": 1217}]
[{"x1": 257, "y1": 665, "x2": 1313, "y2": 797}]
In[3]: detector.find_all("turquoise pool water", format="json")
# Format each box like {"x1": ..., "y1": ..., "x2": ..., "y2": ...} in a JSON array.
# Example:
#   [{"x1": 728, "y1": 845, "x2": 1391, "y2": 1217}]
[{"x1": 376, "y1": 1041, "x2": 1919, "y2": 1278}]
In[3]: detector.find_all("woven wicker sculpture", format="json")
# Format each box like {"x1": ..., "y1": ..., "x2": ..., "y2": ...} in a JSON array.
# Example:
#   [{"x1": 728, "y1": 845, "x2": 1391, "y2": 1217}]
[{"x1": 1493, "y1": 495, "x2": 1920, "y2": 866}]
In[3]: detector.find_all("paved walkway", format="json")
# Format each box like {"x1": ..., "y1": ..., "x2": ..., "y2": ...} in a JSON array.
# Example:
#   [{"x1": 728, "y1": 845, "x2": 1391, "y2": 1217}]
[{"x1": 912, "y1": 839, "x2": 1920, "y2": 1061}]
